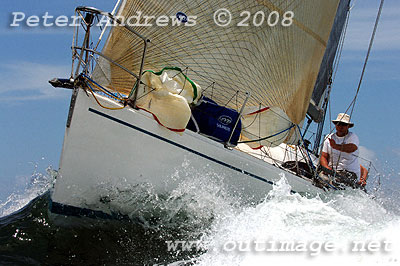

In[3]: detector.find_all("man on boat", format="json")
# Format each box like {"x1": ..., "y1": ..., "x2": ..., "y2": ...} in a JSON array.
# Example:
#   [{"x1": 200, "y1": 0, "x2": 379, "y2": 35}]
[{"x1": 319, "y1": 113, "x2": 360, "y2": 187}]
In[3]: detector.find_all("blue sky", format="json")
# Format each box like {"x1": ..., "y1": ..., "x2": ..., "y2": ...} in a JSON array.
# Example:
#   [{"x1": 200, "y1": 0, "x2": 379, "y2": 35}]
[{"x1": 0, "y1": 1, "x2": 399, "y2": 201}]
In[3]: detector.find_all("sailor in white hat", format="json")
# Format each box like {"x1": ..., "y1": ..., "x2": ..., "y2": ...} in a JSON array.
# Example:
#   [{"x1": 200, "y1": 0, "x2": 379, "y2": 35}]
[{"x1": 319, "y1": 113, "x2": 360, "y2": 186}]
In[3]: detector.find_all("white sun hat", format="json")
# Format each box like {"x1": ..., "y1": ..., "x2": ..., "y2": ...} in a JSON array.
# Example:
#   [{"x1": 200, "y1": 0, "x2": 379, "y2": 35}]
[{"x1": 332, "y1": 113, "x2": 354, "y2": 128}]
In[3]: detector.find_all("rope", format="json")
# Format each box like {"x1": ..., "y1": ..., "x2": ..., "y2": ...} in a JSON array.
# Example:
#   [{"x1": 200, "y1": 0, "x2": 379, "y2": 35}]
[
  {"x1": 82, "y1": 75, "x2": 127, "y2": 110},
  {"x1": 347, "y1": 0, "x2": 385, "y2": 117},
  {"x1": 86, "y1": 82, "x2": 126, "y2": 110},
  {"x1": 332, "y1": 4, "x2": 350, "y2": 84},
  {"x1": 238, "y1": 124, "x2": 295, "y2": 144},
  {"x1": 82, "y1": 74, "x2": 125, "y2": 101}
]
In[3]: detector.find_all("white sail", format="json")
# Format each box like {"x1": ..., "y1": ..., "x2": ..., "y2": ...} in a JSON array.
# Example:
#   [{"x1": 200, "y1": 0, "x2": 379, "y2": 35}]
[{"x1": 92, "y1": 0, "x2": 340, "y2": 147}]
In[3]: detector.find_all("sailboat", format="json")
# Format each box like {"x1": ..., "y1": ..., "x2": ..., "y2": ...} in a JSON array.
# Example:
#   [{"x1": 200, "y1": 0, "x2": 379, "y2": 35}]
[{"x1": 49, "y1": 0, "x2": 355, "y2": 220}]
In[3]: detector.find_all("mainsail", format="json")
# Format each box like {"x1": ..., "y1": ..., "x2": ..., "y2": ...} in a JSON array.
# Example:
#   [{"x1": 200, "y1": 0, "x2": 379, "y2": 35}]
[{"x1": 92, "y1": 0, "x2": 342, "y2": 147}]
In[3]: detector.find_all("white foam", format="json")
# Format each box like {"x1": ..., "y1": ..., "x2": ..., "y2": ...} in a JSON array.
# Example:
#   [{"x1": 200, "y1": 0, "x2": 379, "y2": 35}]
[
  {"x1": 196, "y1": 174, "x2": 400, "y2": 266},
  {"x1": 0, "y1": 166, "x2": 56, "y2": 218}
]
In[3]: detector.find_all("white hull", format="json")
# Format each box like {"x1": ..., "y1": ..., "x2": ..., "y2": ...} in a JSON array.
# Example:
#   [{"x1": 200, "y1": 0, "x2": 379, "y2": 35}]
[{"x1": 50, "y1": 89, "x2": 322, "y2": 219}]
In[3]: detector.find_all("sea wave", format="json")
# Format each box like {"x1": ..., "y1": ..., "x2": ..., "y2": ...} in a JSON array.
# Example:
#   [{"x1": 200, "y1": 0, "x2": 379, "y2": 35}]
[
  {"x1": 195, "y1": 176, "x2": 400, "y2": 266},
  {"x1": 0, "y1": 167, "x2": 399, "y2": 265}
]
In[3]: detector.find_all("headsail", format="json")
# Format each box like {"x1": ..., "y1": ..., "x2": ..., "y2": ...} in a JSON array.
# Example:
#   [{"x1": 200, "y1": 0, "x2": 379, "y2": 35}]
[{"x1": 92, "y1": 0, "x2": 342, "y2": 147}]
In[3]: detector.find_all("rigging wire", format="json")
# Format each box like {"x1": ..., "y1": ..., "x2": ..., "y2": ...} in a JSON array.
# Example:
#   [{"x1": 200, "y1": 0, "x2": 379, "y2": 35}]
[
  {"x1": 347, "y1": 0, "x2": 385, "y2": 117},
  {"x1": 321, "y1": 0, "x2": 383, "y2": 161},
  {"x1": 316, "y1": 1, "x2": 384, "y2": 189},
  {"x1": 316, "y1": 2, "x2": 351, "y2": 153},
  {"x1": 310, "y1": 1, "x2": 352, "y2": 157},
  {"x1": 334, "y1": 0, "x2": 384, "y2": 173}
]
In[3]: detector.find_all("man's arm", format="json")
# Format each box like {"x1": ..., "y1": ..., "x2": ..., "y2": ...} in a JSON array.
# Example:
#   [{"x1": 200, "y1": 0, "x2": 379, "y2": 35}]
[
  {"x1": 359, "y1": 165, "x2": 368, "y2": 186},
  {"x1": 328, "y1": 138, "x2": 358, "y2": 153},
  {"x1": 319, "y1": 151, "x2": 331, "y2": 170}
]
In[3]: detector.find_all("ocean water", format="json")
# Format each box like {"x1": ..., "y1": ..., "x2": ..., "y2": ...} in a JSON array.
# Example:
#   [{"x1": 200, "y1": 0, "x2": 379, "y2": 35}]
[{"x1": 0, "y1": 166, "x2": 399, "y2": 265}]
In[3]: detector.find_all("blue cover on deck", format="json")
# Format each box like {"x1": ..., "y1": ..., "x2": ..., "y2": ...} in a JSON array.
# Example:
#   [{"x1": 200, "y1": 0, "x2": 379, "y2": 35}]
[{"x1": 187, "y1": 97, "x2": 241, "y2": 145}]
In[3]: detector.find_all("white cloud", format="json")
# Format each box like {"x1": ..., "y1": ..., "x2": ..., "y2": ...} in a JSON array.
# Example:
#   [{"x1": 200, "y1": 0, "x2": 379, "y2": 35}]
[
  {"x1": 391, "y1": 148, "x2": 400, "y2": 157},
  {"x1": 358, "y1": 145, "x2": 377, "y2": 165},
  {"x1": 343, "y1": 4, "x2": 400, "y2": 51},
  {"x1": 0, "y1": 27, "x2": 73, "y2": 36},
  {"x1": 0, "y1": 61, "x2": 71, "y2": 102}
]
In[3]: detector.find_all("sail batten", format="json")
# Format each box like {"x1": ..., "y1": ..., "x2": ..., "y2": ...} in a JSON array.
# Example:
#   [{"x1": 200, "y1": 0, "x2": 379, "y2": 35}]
[{"x1": 92, "y1": 0, "x2": 343, "y2": 146}]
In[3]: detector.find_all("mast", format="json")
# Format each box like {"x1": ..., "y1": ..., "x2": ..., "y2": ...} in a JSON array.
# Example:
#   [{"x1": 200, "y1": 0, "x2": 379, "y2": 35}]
[{"x1": 307, "y1": 0, "x2": 351, "y2": 154}]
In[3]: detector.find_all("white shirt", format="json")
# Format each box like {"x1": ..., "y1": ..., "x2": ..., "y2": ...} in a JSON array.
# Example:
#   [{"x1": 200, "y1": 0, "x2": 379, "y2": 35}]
[{"x1": 322, "y1": 132, "x2": 360, "y2": 178}]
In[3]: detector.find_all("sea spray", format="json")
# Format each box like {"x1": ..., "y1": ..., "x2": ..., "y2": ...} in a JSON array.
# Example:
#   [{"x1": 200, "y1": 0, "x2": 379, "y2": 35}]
[
  {"x1": 196, "y1": 174, "x2": 400, "y2": 266},
  {"x1": 81, "y1": 159, "x2": 242, "y2": 231},
  {"x1": 0, "y1": 166, "x2": 56, "y2": 218}
]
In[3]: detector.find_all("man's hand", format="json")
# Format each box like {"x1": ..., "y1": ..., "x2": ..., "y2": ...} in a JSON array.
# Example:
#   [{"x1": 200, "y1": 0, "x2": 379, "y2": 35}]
[
  {"x1": 328, "y1": 138, "x2": 337, "y2": 149},
  {"x1": 329, "y1": 138, "x2": 358, "y2": 153},
  {"x1": 358, "y1": 179, "x2": 367, "y2": 187}
]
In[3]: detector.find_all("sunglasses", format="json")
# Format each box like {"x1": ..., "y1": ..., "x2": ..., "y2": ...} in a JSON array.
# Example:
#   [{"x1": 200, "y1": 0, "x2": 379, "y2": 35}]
[{"x1": 334, "y1": 122, "x2": 349, "y2": 127}]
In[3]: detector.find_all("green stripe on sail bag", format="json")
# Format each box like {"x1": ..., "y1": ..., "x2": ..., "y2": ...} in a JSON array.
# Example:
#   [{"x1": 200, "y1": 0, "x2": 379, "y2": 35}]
[{"x1": 129, "y1": 67, "x2": 198, "y2": 100}]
